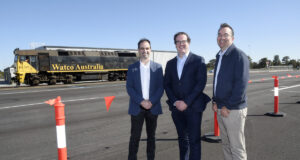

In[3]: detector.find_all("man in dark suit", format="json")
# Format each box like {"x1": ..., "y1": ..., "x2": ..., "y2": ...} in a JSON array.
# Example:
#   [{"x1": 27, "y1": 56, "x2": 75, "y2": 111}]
[
  {"x1": 212, "y1": 23, "x2": 249, "y2": 160},
  {"x1": 126, "y1": 38, "x2": 164, "y2": 160},
  {"x1": 164, "y1": 32, "x2": 210, "y2": 160}
]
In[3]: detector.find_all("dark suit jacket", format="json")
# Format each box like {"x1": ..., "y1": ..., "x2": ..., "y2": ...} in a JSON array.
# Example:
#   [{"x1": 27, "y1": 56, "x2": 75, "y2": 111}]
[
  {"x1": 126, "y1": 61, "x2": 164, "y2": 116},
  {"x1": 164, "y1": 52, "x2": 211, "y2": 112},
  {"x1": 212, "y1": 44, "x2": 249, "y2": 110}
]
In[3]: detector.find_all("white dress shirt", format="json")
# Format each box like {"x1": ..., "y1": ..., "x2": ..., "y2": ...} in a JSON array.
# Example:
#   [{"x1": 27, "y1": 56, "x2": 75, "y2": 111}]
[
  {"x1": 140, "y1": 61, "x2": 150, "y2": 100},
  {"x1": 177, "y1": 51, "x2": 190, "y2": 79},
  {"x1": 214, "y1": 48, "x2": 228, "y2": 95}
]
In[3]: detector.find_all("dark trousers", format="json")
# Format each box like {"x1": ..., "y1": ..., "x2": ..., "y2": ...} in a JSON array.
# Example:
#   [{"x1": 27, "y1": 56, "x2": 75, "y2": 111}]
[
  {"x1": 128, "y1": 109, "x2": 158, "y2": 160},
  {"x1": 171, "y1": 109, "x2": 203, "y2": 160}
]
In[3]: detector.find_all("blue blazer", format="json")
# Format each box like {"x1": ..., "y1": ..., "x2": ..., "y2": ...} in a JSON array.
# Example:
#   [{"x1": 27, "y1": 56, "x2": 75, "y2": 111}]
[
  {"x1": 212, "y1": 44, "x2": 249, "y2": 110},
  {"x1": 126, "y1": 61, "x2": 164, "y2": 116},
  {"x1": 164, "y1": 52, "x2": 211, "y2": 112}
]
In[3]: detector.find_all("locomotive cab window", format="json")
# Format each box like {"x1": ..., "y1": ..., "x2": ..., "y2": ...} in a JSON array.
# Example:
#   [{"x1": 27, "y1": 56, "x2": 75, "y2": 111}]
[
  {"x1": 14, "y1": 55, "x2": 19, "y2": 63},
  {"x1": 19, "y1": 55, "x2": 38, "y2": 69},
  {"x1": 20, "y1": 56, "x2": 26, "y2": 62},
  {"x1": 30, "y1": 56, "x2": 38, "y2": 69},
  {"x1": 58, "y1": 51, "x2": 69, "y2": 56},
  {"x1": 117, "y1": 52, "x2": 136, "y2": 57}
]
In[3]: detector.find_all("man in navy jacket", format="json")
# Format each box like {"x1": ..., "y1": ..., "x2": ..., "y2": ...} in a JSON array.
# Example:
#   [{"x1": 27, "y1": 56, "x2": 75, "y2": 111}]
[
  {"x1": 126, "y1": 39, "x2": 164, "y2": 160},
  {"x1": 164, "y1": 32, "x2": 210, "y2": 160},
  {"x1": 212, "y1": 23, "x2": 249, "y2": 160}
]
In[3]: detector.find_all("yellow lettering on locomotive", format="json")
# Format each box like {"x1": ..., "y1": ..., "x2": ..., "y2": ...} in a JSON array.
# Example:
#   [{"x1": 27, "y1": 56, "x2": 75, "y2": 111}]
[
  {"x1": 52, "y1": 64, "x2": 104, "y2": 71},
  {"x1": 76, "y1": 64, "x2": 80, "y2": 70},
  {"x1": 73, "y1": 64, "x2": 104, "y2": 71},
  {"x1": 96, "y1": 64, "x2": 104, "y2": 70},
  {"x1": 52, "y1": 64, "x2": 60, "y2": 70}
]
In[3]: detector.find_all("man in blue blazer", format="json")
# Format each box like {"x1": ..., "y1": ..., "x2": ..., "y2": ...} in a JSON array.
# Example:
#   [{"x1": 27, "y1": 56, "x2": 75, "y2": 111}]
[
  {"x1": 212, "y1": 23, "x2": 249, "y2": 160},
  {"x1": 126, "y1": 38, "x2": 164, "y2": 160},
  {"x1": 164, "y1": 32, "x2": 210, "y2": 160}
]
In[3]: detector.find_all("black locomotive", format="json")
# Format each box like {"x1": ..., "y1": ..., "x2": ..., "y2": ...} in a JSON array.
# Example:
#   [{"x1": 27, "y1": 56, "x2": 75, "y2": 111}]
[{"x1": 14, "y1": 46, "x2": 138, "y2": 85}]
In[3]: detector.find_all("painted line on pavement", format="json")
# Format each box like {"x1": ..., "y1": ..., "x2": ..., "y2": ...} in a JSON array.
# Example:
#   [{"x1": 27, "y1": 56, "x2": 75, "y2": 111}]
[
  {"x1": 279, "y1": 90, "x2": 300, "y2": 93},
  {"x1": 278, "y1": 84, "x2": 300, "y2": 91},
  {"x1": 0, "y1": 83, "x2": 125, "y2": 95},
  {"x1": 0, "y1": 96, "x2": 105, "y2": 110},
  {"x1": 0, "y1": 102, "x2": 45, "y2": 110},
  {"x1": 271, "y1": 84, "x2": 300, "y2": 92}
]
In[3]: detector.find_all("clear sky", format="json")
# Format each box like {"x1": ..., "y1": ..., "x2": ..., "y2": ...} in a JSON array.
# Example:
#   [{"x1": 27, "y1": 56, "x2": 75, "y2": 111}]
[{"x1": 1, "y1": 0, "x2": 299, "y2": 71}]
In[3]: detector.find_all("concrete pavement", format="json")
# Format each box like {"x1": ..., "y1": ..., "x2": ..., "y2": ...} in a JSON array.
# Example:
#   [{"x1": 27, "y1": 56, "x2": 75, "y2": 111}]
[{"x1": 0, "y1": 71, "x2": 299, "y2": 160}]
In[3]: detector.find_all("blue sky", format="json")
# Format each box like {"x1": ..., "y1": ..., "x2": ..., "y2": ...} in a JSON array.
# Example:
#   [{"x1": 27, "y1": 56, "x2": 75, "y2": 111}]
[{"x1": 1, "y1": 0, "x2": 299, "y2": 71}]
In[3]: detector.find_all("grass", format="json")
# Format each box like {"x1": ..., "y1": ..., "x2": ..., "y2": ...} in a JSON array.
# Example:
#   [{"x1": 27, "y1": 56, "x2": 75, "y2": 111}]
[{"x1": 0, "y1": 72, "x2": 4, "y2": 79}]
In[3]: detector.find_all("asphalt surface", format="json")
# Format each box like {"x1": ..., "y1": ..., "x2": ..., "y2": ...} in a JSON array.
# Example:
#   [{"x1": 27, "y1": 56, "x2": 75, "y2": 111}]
[{"x1": 0, "y1": 70, "x2": 300, "y2": 160}]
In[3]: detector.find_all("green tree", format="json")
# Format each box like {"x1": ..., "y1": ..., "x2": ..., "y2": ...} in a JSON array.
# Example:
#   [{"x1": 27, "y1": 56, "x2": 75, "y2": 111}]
[
  {"x1": 247, "y1": 56, "x2": 252, "y2": 63},
  {"x1": 206, "y1": 59, "x2": 216, "y2": 70},
  {"x1": 258, "y1": 57, "x2": 269, "y2": 68},
  {"x1": 252, "y1": 62, "x2": 259, "y2": 69},
  {"x1": 273, "y1": 55, "x2": 281, "y2": 66},
  {"x1": 282, "y1": 56, "x2": 290, "y2": 65},
  {"x1": 0, "y1": 71, "x2": 3, "y2": 79},
  {"x1": 288, "y1": 59, "x2": 297, "y2": 68}
]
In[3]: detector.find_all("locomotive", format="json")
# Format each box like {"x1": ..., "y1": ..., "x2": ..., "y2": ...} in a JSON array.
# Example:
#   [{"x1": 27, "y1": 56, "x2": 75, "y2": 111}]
[{"x1": 13, "y1": 46, "x2": 138, "y2": 85}]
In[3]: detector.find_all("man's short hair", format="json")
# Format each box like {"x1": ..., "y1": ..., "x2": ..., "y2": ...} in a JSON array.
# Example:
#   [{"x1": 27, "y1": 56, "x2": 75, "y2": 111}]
[
  {"x1": 174, "y1": 32, "x2": 191, "y2": 44},
  {"x1": 218, "y1": 23, "x2": 234, "y2": 37},
  {"x1": 138, "y1": 38, "x2": 151, "y2": 49}
]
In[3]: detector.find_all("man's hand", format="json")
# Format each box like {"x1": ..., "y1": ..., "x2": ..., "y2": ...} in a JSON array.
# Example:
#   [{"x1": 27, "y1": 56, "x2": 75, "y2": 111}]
[
  {"x1": 221, "y1": 106, "x2": 230, "y2": 117},
  {"x1": 175, "y1": 100, "x2": 188, "y2": 111},
  {"x1": 141, "y1": 100, "x2": 152, "y2": 110},
  {"x1": 212, "y1": 102, "x2": 218, "y2": 112}
]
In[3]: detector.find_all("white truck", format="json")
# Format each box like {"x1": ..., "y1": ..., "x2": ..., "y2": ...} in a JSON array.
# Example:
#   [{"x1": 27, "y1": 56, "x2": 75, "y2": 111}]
[{"x1": 4, "y1": 67, "x2": 16, "y2": 84}]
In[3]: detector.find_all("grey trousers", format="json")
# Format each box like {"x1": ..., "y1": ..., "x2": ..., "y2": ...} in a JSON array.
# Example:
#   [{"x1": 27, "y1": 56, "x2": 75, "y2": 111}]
[{"x1": 217, "y1": 107, "x2": 247, "y2": 160}]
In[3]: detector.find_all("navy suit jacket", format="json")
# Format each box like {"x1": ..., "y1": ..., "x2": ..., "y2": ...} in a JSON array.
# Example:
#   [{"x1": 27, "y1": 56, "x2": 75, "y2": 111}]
[
  {"x1": 126, "y1": 61, "x2": 164, "y2": 116},
  {"x1": 212, "y1": 44, "x2": 249, "y2": 110},
  {"x1": 164, "y1": 52, "x2": 211, "y2": 112}
]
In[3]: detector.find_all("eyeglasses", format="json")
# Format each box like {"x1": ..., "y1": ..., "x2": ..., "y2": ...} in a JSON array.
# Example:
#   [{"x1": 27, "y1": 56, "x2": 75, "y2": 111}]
[
  {"x1": 217, "y1": 33, "x2": 231, "y2": 38},
  {"x1": 175, "y1": 40, "x2": 188, "y2": 45},
  {"x1": 139, "y1": 47, "x2": 150, "y2": 51}
]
